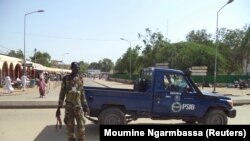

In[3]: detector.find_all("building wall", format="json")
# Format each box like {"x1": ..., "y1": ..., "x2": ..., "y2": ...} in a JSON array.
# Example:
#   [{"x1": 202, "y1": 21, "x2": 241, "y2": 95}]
[
  {"x1": 0, "y1": 54, "x2": 71, "y2": 85},
  {"x1": 87, "y1": 69, "x2": 101, "y2": 76}
]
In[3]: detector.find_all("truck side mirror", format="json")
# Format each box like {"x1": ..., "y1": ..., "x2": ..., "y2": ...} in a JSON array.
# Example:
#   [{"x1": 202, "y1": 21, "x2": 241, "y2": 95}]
[
  {"x1": 139, "y1": 70, "x2": 143, "y2": 78},
  {"x1": 184, "y1": 68, "x2": 192, "y2": 77}
]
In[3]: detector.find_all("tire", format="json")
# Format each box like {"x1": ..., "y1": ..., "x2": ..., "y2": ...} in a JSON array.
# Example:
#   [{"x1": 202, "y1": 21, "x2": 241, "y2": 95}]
[
  {"x1": 200, "y1": 109, "x2": 227, "y2": 125},
  {"x1": 98, "y1": 108, "x2": 126, "y2": 125}
]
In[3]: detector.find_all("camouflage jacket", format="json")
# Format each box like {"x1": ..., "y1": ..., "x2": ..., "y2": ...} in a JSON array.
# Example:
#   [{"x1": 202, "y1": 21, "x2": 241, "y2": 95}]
[{"x1": 58, "y1": 74, "x2": 88, "y2": 112}]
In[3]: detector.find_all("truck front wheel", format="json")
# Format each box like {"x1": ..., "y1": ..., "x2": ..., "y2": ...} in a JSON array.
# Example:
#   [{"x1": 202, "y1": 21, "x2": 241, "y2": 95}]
[
  {"x1": 200, "y1": 109, "x2": 227, "y2": 125},
  {"x1": 98, "y1": 108, "x2": 126, "y2": 125}
]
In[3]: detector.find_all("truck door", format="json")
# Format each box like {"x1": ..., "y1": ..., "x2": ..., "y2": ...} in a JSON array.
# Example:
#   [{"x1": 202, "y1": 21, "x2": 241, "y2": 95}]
[
  {"x1": 152, "y1": 72, "x2": 178, "y2": 116},
  {"x1": 152, "y1": 73, "x2": 198, "y2": 116},
  {"x1": 175, "y1": 74, "x2": 198, "y2": 116}
]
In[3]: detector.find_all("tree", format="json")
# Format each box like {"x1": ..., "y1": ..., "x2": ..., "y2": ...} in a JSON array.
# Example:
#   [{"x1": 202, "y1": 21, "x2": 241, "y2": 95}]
[
  {"x1": 220, "y1": 28, "x2": 244, "y2": 48},
  {"x1": 157, "y1": 42, "x2": 222, "y2": 74},
  {"x1": 114, "y1": 57, "x2": 126, "y2": 73},
  {"x1": 114, "y1": 45, "x2": 141, "y2": 74},
  {"x1": 98, "y1": 58, "x2": 114, "y2": 72},
  {"x1": 138, "y1": 28, "x2": 167, "y2": 67},
  {"x1": 114, "y1": 26, "x2": 249, "y2": 76},
  {"x1": 219, "y1": 26, "x2": 248, "y2": 74},
  {"x1": 156, "y1": 43, "x2": 176, "y2": 68},
  {"x1": 240, "y1": 25, "x2": 250, "y2": 74},
  {"x1": 88, "y1": 62, "x2": 101, "y2": 70},
  {"x1": 7, "y1": 49, "x2": 24, "y2": 59},
  {"x1": 30, "y1": 51, "x2": 51, "y2": 67},
  {"x1": 79, "y1": 61, "x2": 89, "y2": 73},
  {"x1": 186, "y1": 29, "x2": 213, "y2": 45},
  {"x1": 114, "y1": 48, "x2": 132, "y2": 73}
]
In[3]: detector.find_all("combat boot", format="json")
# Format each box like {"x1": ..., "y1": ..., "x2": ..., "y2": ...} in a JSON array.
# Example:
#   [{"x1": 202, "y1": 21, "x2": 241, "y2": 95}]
[
  {"x1": 68, "y1": 138, "x2": 76, "y2": 141},
  {"x1": 77, "y1": 138, "x2": 84, "y2": 141}
]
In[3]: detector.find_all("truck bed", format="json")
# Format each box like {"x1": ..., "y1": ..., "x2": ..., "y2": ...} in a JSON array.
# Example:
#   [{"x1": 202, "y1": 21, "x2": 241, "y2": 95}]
[
  {"x1": 84, "y1": 86, "x2": 152, "y2": 117},
  {"x1": 84, "y1": 86, "x2": 133, "y2": 92}
]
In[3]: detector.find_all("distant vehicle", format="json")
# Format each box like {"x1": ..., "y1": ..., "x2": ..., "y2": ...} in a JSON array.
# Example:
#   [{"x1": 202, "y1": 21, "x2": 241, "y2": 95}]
[
  {"x1": 239, "y1": 79, "x2": 249, "y2": 89},
  {"x1": 84, "y1": 67, "x2": 236, "y2": 125}
]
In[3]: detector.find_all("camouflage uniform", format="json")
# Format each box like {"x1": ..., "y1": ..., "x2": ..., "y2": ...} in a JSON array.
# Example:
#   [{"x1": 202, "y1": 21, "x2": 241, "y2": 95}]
[{"x1": 58, "y1": 74, "x2": 88, "y2": 141}]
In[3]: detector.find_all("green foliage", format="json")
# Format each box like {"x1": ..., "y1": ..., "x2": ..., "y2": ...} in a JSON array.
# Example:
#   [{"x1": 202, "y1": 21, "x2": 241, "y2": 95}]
[
  {"x1": 79, "y1": 61, "x2": 89, "y2": 73},
  {"x1": 88, "y1": 58, "x2": 114, "y2": 72},
  {"x1": 8, "y1": 25, "x2": 250, "y2": 77},
  {"x1": 114, "y1": 45, "x2": 141, "y2": 73},
  {"x1": 7, "y1": 49, "x2": 24, "y2": 59},
  {"x1": 30, "y1": 51, "x2": 51, "y2": 67},
  {"x1": 167, "y1": 42, "x2": 224, "y2": 75},
  {"x1": 186, "y1": 29, "x2": 213, "y2": 45},
  {"x1": 115, "y1": 26, "x2": 250, "y2": 76},
  {"x1": 98, "y1": 58, "x2": 114, "y2": 72},
  {"x1": 241, "y1": 25, "x2": 250, "y2": 61},
  {"x1": 88, "y1": 62, "x2": 101, "y2": 69}
]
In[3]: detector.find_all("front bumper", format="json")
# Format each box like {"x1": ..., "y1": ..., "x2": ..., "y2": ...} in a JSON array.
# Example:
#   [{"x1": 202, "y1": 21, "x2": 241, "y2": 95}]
[{"x1": 227, "y1": 108, "x2": 236, "y2": 118}]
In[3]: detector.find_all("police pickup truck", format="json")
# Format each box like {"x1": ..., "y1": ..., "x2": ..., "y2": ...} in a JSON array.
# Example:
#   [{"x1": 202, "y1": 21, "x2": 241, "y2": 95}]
[{"x1": 84, "y1": 67, "x2": 236, "y2": 125}]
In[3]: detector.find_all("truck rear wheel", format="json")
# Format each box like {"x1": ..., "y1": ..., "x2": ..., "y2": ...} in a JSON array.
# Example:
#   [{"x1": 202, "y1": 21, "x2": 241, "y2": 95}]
[
  {"x1": 98, "y1": 108, "x2": 126, "y2": 125},
  {"x1": 200, "y1": 109, "x2": 227, "y2": 125}
]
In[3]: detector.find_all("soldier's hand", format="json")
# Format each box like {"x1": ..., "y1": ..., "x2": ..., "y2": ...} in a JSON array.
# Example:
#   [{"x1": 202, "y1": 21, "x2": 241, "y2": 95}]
[
  {"x1": 55, "y1": 107, "x2": 62, "y2": 130},
  {"x1": 83, "y1": 108, "x2": 90, "y2": 116},
  {"x1": 56, "y1": 107, "x2": 61, "y2": 117}
]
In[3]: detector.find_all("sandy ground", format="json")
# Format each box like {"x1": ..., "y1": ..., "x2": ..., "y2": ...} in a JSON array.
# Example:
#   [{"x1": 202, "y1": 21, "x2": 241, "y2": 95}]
[
  {"x1": 0, "y1": 81, "x2": 61, "y2": 95},
  {"x1": 198, "y1": 86, "x2": 250, "y2": 96},
  {"x1": 93, "y1": 78, "x2": 250, "y2": 96},
  {"x1": 1, "y1": 79, "x2": 250, "y2": 97}
]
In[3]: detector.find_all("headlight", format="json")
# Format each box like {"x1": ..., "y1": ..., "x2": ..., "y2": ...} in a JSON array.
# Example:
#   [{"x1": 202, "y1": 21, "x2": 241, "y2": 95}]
[{"x1": 227, "y1": 99, "x2": 233, "y2": 107}]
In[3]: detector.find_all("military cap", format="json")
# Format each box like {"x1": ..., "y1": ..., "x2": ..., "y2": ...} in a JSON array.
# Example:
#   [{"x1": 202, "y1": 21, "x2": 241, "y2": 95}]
[{"x1": 71, "y1": 62, "x2": 80, "y2": 69}]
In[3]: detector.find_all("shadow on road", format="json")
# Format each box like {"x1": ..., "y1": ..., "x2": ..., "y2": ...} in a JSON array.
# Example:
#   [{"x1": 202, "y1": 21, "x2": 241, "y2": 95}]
[{"x1": 34, "y1": 124, "x2": 99, "y2": 141}]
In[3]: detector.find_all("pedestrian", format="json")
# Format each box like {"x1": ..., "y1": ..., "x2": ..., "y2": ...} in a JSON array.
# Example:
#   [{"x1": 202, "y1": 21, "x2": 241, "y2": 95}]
[
  {"x1": 4, "y1": 76, "x2": 14, "y2": 93},
  {"x1": 37, "y1": 77, "x2": 46, "y2": 98},
  {"x1": 44, "y1": 72, "x2": 50, "y2": 94},
  {"x1": 21, "y1": 74, "x2": 28, "y2": 91},
  {"x1": 57, "y1": 61, "x2": 89, "y2": 141}
]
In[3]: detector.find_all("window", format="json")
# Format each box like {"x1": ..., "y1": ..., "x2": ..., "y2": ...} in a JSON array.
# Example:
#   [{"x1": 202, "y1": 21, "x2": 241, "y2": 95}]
[
  {"x1": 164, "y1": 73, "x2": 189, "y2": 92},
  {"x1": 141, "y1": 70, "x2": 152, "y2": 81}
]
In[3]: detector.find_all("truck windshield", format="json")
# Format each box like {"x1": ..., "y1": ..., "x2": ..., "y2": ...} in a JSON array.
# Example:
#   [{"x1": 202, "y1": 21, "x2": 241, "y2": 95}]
[{"x1": 164, "y1": 73, "x2": 191, "y2": 92}]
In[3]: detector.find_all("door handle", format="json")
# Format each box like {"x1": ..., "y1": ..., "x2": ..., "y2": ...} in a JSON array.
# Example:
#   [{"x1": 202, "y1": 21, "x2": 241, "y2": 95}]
[{"x1": 165, "y1": 95, "x2": 171, "y2": 98}]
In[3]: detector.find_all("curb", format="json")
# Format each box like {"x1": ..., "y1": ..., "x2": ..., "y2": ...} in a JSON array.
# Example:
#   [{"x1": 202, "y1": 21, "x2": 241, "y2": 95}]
[
  {"x1": 0, "y1": 101, "x2": 58, "y2": 109},
  {"x1": 233, "y1": 99, "x2": 250, "y2": 106},
  {"x1": 0, "y1": 98, "x2": 249, "y2": 109}
]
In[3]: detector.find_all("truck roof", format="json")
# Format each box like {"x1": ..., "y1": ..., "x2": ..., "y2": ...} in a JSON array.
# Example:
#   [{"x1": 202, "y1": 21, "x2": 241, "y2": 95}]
[{"x1": 144, "y1": 67, "x2": 184, "y2": 75}]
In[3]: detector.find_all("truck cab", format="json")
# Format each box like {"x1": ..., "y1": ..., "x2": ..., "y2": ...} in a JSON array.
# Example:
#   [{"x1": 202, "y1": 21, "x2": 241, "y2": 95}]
[{"x1": 85, "y1": 67, "x2": 236, "y2": 125}]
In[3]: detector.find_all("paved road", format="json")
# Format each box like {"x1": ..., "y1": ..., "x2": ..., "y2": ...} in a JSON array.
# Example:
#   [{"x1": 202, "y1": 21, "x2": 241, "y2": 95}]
[
  {"x1": 0, "y1": 108, "x2": 99, "y2": 141},
  {"x1": 0, "y1": 78, "x2": 107, "y2": 108},
  {"x1": 0, "y1": 105, "x2": 250, "y2": 141},
  {"x1": 0, "y1": 78, "x2": 249, "y2": 108},
  {"x1": 0, "y1": 78, "x2": 250, "y2": 141}
]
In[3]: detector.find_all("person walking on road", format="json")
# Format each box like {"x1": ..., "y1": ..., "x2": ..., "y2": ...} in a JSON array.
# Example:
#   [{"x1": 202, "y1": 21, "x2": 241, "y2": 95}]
[
  {"x1": 21, "y1": 74, "x2": 28, "y2": 91},
  {"x1": 57, "y1": 61, "x2": 89, "y2": 141},
  {"x1": 37, "y1": 77, "x2": 46, "y2": 98},
  {"x1": 4, "y1": 76, "x2": 14, "y2": 93}
]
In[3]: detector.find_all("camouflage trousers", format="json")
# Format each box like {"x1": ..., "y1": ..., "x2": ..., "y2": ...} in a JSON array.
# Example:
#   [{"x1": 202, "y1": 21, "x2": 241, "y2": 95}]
[{"x1": 64, "y1": 105, "x2": 86, "y2": 141}]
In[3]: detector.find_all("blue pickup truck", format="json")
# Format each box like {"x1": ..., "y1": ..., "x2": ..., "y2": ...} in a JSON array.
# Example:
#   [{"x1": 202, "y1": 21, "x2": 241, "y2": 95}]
[{"x1": 84, "y1": 67, "x2": 236, "y2": 125}]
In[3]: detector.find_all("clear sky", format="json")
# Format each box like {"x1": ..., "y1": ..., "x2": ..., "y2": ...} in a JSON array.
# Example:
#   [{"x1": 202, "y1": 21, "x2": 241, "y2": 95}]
[{"x1": 0, "y1": 0, "x2": 249, "y2": 65}]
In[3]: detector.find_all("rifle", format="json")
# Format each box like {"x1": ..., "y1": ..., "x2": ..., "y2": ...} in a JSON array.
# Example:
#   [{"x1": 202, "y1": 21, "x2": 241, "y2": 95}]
[{"x1": 56, "y1": 107, "x2": 62, "y2": 130}]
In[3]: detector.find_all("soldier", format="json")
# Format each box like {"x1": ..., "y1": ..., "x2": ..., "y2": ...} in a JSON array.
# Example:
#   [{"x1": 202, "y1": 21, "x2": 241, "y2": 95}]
[{"x1": 57, "y1": 61, "x2": 89, "y2": 141}]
